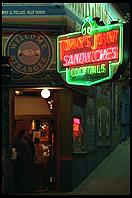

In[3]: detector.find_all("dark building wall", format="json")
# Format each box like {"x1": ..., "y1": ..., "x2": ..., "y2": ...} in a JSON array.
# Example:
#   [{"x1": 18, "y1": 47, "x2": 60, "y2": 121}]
[
  {"x1": 72, "y1": 155, "x2": 87, "y2": 189},
  {"x1": 71, "y1": 82, "x2": 114, "y2": 190},
  {"x1": 86, "y1": 146, "x2": 112, "y2": 175},
  {"x1": 71, "y1": 91, "x2": 87, "y2": 189},
  {"x1": 49, "y1": 80, "x2": 123, "y2": 192},
  {"x1": 55, "y1": 89, "x2": 73, "y2": 190},
  {"x1": 86, "y1": 97, "x2": 96, "y2": 151},
  {"x1": 55, "y1": 89, "x2": 73, "y2": 156},
  {"x1": 120, "y1": 87, "x2": 130, "y2": 140},
  {"x1": 71, "y1": 141, "x2": 113, "y2": 190},
  {"x1": 2, "y1": 87, "x2": 13, "y2": 194},
  {"x1": 60, "y1": 160, "x2": 73, "y2": 191}
]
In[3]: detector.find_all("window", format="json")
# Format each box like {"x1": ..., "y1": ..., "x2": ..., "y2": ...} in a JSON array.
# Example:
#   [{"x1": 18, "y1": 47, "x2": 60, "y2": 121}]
[{"x1": 72, "y1": 94, "x2": 86, "y2": 153}]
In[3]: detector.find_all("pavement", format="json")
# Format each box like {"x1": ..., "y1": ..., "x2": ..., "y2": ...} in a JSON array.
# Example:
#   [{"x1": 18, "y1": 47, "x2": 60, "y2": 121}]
[
  {"x1": 70, "y1": 137, "x2": 130, "y2": 195},
  {"x1": 22, "y1": 137, "x2": 130, "y2": 195}
]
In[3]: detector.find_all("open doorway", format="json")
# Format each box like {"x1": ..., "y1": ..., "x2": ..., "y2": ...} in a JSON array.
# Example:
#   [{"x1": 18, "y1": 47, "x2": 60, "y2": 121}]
[{"x1": 13, "y1": 88, "x2": 56, "y2": 192}]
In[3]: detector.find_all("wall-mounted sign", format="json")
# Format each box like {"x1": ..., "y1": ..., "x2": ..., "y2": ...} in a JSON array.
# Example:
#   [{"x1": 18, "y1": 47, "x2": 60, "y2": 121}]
[
  {"x1": 2, "y1": 4, "x2": 63, "y2": 17},
  {"x1": 57, "y1": 16, "x2": 123, "y2": 86},
  {"x1": 5, "y1": 32, "x2": 54, "y2": 74}
]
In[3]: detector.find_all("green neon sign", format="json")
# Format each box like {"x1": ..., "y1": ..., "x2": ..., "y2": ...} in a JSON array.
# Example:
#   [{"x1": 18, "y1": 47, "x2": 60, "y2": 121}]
[{"x1": 57, "y1": 16, "x2": 123, "y2": 86}]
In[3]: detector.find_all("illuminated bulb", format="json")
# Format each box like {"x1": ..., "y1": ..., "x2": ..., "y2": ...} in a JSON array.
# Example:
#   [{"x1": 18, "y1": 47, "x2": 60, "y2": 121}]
[
  {"x1": 50, "y1": 104, "x2": 53, "y2": 109},
  {"x1": 31, "y1": 120, "x2": 36, "y2": 130},
  {"x1": 15, "y1": 90, "x2": 21, "y2": 95},
  {"x1": 41, "y1": 89, "x2": 50, "y2": 99}
]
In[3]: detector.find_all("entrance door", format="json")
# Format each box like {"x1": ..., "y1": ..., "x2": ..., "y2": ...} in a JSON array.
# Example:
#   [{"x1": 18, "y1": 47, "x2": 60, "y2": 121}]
[{"x1": 14, "y1": 119, "x2": 55, "y2": 191}]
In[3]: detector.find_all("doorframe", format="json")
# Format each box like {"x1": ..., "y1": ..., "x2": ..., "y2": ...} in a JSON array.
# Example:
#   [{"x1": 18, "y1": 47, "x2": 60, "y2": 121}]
[{"x1": 11, "y1": 87, "x2": 58, "y2": 191}]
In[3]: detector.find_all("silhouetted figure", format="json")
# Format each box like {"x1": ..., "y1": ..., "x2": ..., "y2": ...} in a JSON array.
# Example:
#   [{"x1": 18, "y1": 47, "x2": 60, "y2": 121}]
[
  {"x1": 33, "y1": 137, "x2": 44, "y2": 189},
  {"x1": 26, "y1": 133, "x2": 35, "y2": 191},
  {"x1": 14, "y1": 129, "x2": 32, "y2": 194},
  {"x1": 27, "y1": 133, "x2": 35, "y2": 162}
]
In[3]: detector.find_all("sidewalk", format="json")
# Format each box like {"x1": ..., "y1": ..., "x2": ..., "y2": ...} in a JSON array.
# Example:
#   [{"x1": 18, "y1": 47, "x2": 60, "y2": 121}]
[
  {"x1": 70, "y1": 137, "x2": 130, "y2": 195},
  {"x1": 23, "y1": 138, "x2": 130, "y2": 195}
]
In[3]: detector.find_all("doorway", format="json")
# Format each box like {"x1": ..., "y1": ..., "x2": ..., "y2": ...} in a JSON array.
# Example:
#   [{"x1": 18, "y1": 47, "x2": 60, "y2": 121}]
[
  {"x1": 14, "y1": 119, "x2": 56, "y2": 191},
  {"x1": 13, "y1": 88, "x2": 56, "y2": 192}
]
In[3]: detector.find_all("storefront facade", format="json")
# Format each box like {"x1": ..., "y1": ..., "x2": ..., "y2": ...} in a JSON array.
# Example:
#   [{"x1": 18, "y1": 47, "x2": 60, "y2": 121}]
[{"x1": 2, "y1": 3, "x2": 127, "y2": 194}]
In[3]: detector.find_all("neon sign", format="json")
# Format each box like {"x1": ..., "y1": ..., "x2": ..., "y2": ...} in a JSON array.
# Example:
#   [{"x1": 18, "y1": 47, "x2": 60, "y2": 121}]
[
  {"x1": 57, "y1": 16, "x2": 123, "y2": 86},
  {"x1": 73, "y1": 118, "x2": 80, "y2": 138}
]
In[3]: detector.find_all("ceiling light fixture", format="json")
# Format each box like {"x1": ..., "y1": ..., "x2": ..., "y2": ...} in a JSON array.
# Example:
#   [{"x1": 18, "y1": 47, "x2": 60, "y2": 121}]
[{"x1": 41, "y1": 88, "x2": 50, "y2": 99}]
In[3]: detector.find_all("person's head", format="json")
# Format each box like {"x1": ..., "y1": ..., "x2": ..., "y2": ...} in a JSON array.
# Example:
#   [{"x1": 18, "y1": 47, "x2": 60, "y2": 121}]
[
  {"x1": 34, "y1": 137, "x2": 40, "y2": 145},
  {"x1": 18, "y1": 129, "x2": 28, "y2": 139}
]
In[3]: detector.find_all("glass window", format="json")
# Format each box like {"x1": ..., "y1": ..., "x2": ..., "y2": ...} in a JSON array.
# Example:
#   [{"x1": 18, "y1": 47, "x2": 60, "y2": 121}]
[{"x1": 72, "y1": 94, "x2": 86, "y2": 153}]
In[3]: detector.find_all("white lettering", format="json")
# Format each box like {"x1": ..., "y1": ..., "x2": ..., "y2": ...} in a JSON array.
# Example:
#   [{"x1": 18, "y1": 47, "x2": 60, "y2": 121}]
[
  {"x1": 13, "y1": 10, "x2": 26, "y2": 15},
  {"x1": 2, "y1": 10, "x2": 8, "y2": 15},
  {"x1": 63, "y1": 47, "x2": 118, "y2": 67}
]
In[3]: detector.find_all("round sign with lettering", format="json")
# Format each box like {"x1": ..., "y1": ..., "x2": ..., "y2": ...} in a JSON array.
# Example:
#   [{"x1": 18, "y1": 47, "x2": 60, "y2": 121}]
[{"x1": 5, "y1": 32, "x2": 54, "y2": 74}]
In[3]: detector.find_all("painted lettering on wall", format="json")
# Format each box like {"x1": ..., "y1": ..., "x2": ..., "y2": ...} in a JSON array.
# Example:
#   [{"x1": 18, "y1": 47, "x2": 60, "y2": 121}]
[
  {"x1": 2, "y1": 10, "x2": 46, "y2": 15},
  {"x1": 5, "y1": 32, "x2": 54, "y2": 74},
  {"x1": 96, "y1": 83, "x2": 111, "y2": 146}
]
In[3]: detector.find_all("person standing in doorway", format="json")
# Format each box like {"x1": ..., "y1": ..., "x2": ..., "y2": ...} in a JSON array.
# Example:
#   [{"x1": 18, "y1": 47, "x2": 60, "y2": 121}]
[
  {"x1": 27, "y1": 133, "x2": 35, "y2": 163},
  {"x1": 26, "y1": 133, "x2": 35, "y2": 191},
  {"x1": 33, "y1": 137, "x2": 44, "y2": 189},
  {"x1": 14, "y1": 129, "x2": 32, "y2": 194}
]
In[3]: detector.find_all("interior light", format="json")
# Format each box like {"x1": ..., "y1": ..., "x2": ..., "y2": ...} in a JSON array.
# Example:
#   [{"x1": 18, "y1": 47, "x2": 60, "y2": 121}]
[
  {"x1": 15, "y1": 90, "x2": 22, "y2": 95},
  {"x1": 31, "y1": 120, "x2": 36, "y2": 130},
  {"x1": 41, "y1": 89, "x2": 50, "y2": 99}
]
